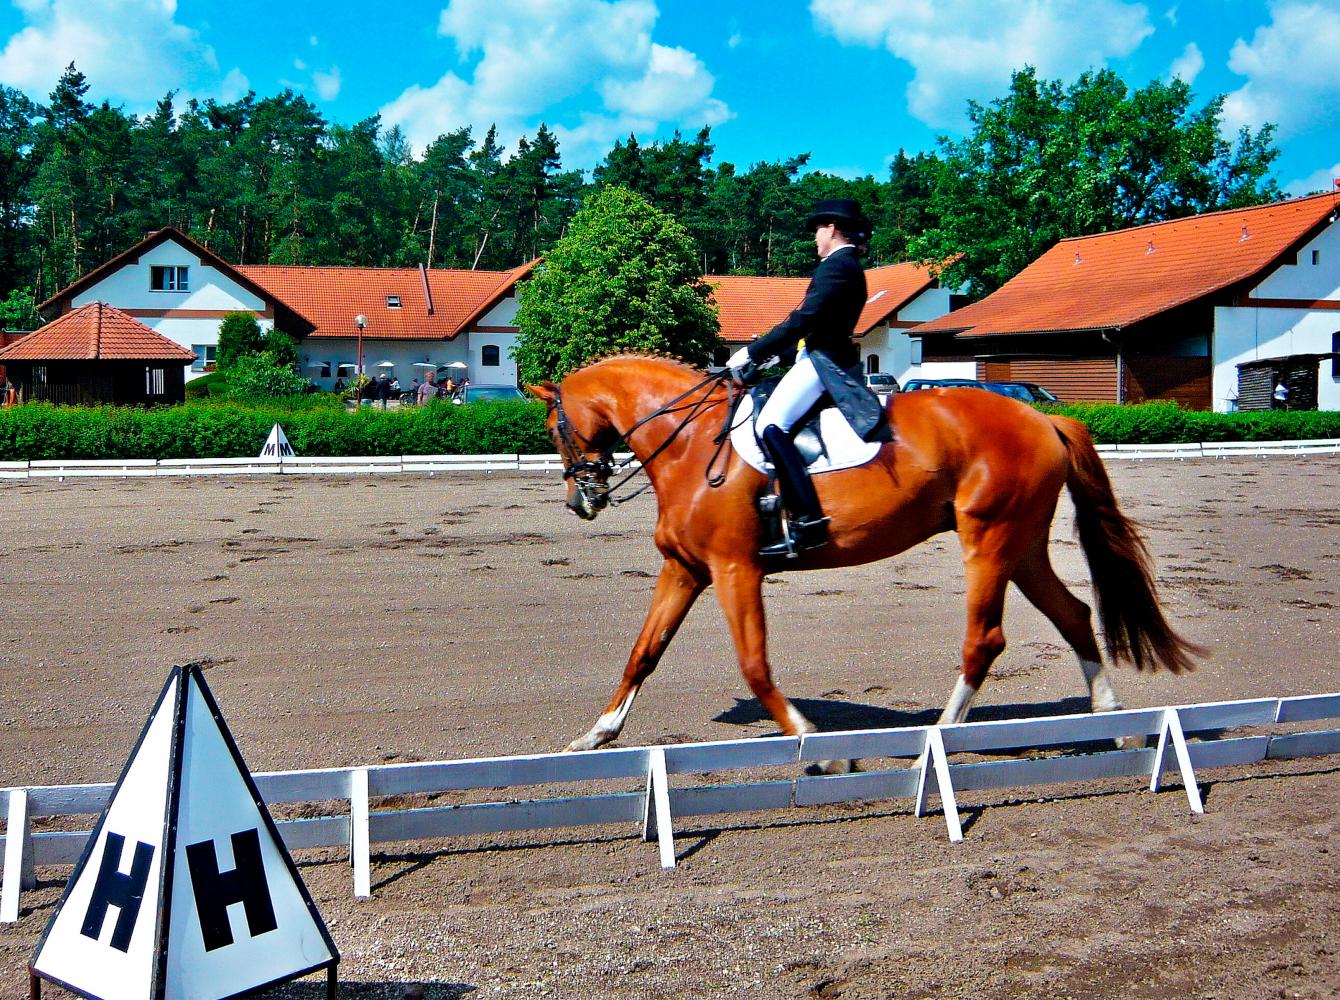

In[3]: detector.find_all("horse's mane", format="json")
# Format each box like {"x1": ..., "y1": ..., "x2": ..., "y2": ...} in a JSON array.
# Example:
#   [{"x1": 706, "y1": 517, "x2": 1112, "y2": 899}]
[{"x1": 575, "y1": 351, "x2": 708, "y2": 379}]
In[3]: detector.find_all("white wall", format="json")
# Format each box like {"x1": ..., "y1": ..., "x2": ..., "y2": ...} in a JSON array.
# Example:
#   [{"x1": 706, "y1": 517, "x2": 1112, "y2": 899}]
[
  {"x1": 858, "y1": 287, "x2": 958, "y2": 385},
  {"x1": 897, "y1": 286, "x2": 952, "y2": 323},
  {"x1": 476, "y1": 296, "x2": 519, "y2": 327},
  {"x1": 468, "y1": 331, "x2": 519, "y2": 385},
  {"x1": 1211, "y1": 219, "x2": 1340, "y2": 411},
  {"x1": 71, "y1": 238, "x2": 276, "y2": 380},
  {"x1": 1214, "y1": 306, "x2": 1340, "y2": 411}
]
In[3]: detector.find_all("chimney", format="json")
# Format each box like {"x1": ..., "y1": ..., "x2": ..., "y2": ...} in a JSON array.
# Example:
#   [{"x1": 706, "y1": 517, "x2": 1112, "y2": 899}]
[{"x1": 419, "y1": 263, "x2": 434, "y2": 316}]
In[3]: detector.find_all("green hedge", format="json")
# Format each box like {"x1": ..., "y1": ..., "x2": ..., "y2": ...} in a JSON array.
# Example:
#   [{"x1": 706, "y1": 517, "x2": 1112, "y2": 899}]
[
  {"x1": 0, "y1": 399, "x2": 552, "y2": 461},
  {"x1": 1046, "y1": 402, "x2": 1340, "y2": 444},
  {"x1": 2, "y1": 399, "x2": 1338, "y2": 461}
]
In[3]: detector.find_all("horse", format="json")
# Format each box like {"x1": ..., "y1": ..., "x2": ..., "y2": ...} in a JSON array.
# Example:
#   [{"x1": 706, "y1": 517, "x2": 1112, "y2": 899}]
[{"x1": 527, "y1": 354, "x2": 1202, "y2": 764}]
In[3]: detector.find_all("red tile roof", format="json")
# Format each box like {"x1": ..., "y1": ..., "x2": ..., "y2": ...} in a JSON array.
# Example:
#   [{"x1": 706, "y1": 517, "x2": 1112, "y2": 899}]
[
  {"x1": 710, "y1": 261, "x2": 939, "y2": 343},
  {"x1": 238, "y1": 262, "x2": 536, "y2": 340},
  {"x1": 917, "y1": 193, "x2": 1340, "y2": 338},
  {"x1": 0, "y1": 303, "x2": 196, "y2": 361}
]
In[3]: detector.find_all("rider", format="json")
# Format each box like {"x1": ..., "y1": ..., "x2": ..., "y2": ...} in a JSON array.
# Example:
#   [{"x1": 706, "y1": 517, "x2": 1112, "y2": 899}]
[{"x1": 727, "y1": 199, "x2": 890, "y2": 557}]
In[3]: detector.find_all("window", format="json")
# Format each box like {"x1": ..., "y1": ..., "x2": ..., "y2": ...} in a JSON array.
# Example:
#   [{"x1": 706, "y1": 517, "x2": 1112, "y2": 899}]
[
  {"x1": 482, "y1": 344, "x2": 500, "y2": 367},
  {"x1": 190, "y1": 344, "x2": 217, "y2": 373},
  {"x1": 319, "y1": 361, "x2": 332, "y2": 378},
  {"x1": 910, "y1": 338, "x2": 923, "y2": 366},
  {"x1": 34, "y1": 365, "x2": 47, "y2": 384},
  {"x1": 145, "y1": 367, "x2": 165, "y2": 395},
  {"x1": 1333, "y1": 331, "x2": 1339, "y2": 380},
  {"x1": 150, "y1": 265, "x2": 189, "y2": 291},
  {"x1": 712, "y1": 345, "x2": 731, "y2": 367},
  {"x1": 1314, "y1": 250, "x2": 1322, "y2": 266},
  {"x1": 866, "y1": 354, "x2": 880, "y2": 374},
  {"x1": 386, "y1": 295, "x2": 402, "y2": 308}
]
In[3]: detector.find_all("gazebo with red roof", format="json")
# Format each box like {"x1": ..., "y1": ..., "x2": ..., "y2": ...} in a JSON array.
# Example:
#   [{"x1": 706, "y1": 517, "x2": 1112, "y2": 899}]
[{"x1": 0, "y1": 302, "x2": 197, "y2": 405}]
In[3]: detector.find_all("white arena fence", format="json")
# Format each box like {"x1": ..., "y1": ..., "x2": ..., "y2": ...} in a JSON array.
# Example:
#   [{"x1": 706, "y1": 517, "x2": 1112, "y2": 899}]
[
  {"x1": 2, "y1": 438, "x2": 1340, "y2": 481},
  {"x1": 4, "y1": 693, "x2": 1338, "y2": 920}
]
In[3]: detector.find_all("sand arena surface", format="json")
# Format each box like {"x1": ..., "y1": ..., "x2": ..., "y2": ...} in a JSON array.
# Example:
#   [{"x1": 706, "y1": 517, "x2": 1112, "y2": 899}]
[{"x1": 2, "y1": 458, "x2": 1338, "y2": 998}]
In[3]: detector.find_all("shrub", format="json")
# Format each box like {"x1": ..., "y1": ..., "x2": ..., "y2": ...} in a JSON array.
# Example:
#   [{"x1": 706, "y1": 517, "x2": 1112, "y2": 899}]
[
  {"x1": 216, "y1": 312, "x2": 264, "y2": 371},
  {"x1": 225, "y1": 353, "x2": 310, "y2": 398}
]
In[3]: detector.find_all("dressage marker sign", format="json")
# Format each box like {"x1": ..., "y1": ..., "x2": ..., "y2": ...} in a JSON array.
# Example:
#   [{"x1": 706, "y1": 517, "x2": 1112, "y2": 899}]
[{"x1": 28, "y1": 664, "x2": 338, "y2": 1000}]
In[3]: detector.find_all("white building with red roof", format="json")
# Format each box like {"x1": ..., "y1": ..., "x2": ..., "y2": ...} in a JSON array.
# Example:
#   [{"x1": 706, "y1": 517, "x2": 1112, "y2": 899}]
[{"x1": 915, "y1": 192, "x2": 1340, "y2": 411}]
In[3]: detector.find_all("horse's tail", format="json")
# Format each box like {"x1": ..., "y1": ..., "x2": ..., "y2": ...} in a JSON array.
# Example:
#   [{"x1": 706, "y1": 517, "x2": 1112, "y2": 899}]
[{"x1": 1050, "y1": 415, "x2": 1204, "y2": 673}]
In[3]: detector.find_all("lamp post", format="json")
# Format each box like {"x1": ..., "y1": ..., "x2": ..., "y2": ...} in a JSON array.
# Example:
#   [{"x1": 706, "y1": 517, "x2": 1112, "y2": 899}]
[{"x1": 355, "y1": 314, "x2": 367, "y2": 381}]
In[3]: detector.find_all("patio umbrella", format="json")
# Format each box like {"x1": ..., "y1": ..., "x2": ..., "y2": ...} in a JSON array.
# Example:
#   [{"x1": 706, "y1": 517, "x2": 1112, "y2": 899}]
[
  {"x1": 336, "y1": 363, "x2": 358, "y2": 374},
  {"x1": 376, "y1": 360, "x2": 396, "y2": 369},
  {"x1": 445, "y1": 361, "x2": 468, "y2": 369},
  {"x1": 411, "y1": 362, "x2": 437, "y2": 370}
]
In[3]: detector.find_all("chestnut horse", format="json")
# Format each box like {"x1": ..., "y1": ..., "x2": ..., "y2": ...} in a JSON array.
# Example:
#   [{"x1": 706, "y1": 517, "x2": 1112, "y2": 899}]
[{"x1": 528, "y1": 355, "x2": 1200, "y2": 759}]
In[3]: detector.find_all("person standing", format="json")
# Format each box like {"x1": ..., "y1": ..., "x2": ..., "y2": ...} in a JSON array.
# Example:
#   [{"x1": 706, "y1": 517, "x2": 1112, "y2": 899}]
[
  {"x1": 726, "y1": 198, "x2": 889, "y2": 557},
  {"x1": 377, "y1": 373, "x2": 393, "y2": 409}
]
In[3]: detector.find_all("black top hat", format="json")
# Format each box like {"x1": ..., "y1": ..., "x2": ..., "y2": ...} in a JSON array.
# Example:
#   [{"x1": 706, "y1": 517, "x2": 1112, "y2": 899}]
[{"x1": 805, "y1": 199, "x2": 872, "y2": 237}]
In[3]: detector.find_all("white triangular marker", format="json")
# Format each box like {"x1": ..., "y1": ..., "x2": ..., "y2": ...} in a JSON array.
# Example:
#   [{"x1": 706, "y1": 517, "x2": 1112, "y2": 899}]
[
  {"x1": 31, "y1": 665, "x2": 338, "y2": 1000},
  {"x1": 259, "y1": 423, "x2": 294, "y2": 460}
]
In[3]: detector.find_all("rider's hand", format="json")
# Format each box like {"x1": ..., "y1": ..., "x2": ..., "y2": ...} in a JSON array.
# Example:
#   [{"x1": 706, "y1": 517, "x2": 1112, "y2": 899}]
[{"x1": 728, "y1": 347, "x2": 757, "y2": 384}]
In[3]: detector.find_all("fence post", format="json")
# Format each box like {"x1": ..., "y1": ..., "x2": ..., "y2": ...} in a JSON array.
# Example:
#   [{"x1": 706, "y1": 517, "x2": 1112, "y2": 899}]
[
  {"x1": 1149, "y1": 708, "x2": 1204, "y2": 814},
  {"x1": 349, "y1": 769, "x2": 371, "y2": 898},
  {"x1": 2, "y1": 788, "x2": 34, "y2": 923},
  {"x1": 913, "y1": 728, "x2": 963, "y2": 843},
  {"x1": 641, "y1": 748, "x2": 676, "y2": 869}
]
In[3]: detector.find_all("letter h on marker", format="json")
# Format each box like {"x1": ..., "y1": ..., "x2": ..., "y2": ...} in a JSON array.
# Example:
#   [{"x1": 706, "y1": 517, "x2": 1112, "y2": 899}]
[
  {"x1": 80, "y1": 833, "x2": 155, "y2": 953},
  {"x1": 185, "y1": 829, "x2": 277, "y2": 951}
]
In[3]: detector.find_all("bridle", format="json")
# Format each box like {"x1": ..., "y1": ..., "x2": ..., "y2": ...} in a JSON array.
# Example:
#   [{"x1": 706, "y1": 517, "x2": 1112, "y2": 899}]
[{"x1": 550, "y1": 369, "x2": 743, "y2": 509}]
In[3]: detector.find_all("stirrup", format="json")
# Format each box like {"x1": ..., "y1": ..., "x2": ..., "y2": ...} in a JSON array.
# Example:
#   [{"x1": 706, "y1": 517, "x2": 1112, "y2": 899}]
[{"x1": 759, "y1": 515, "x2": 830, "y2": 559}]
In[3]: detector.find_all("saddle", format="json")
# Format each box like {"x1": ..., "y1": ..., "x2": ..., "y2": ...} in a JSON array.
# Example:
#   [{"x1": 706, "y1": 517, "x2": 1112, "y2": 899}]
[{"x1": 728, "y1": 379, "x2": 883, "y2": 477}]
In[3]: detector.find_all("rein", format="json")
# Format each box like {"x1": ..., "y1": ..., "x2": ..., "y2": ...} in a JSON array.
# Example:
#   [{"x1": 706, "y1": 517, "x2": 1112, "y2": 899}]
[{"x1": 554, "y1": 369, "x2": 740, "y2": 507}]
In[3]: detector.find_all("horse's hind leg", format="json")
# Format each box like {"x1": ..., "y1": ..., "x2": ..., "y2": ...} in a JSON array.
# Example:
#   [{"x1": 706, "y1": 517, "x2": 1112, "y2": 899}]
[
  {"x1": 566, "y1": 557, "x2": 706, "y2": 752},
  {"x1": 1011, "y1": 542, "x2": 1124, "y2": 716}
]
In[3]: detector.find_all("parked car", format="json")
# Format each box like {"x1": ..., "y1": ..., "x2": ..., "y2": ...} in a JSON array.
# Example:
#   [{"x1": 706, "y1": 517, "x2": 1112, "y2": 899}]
[
  {"x1": 864, "y1": 372, "x2": 900, "y2": 396},
  {"x1": 901, "y1": 378, "x2": 982, "y2": 392},
  {"x1": 451, "y1": 384, "x2": 528, "y2": 405},
  {"x1": 985, "y1": 380, "x2": 1059, "y2": 403}
]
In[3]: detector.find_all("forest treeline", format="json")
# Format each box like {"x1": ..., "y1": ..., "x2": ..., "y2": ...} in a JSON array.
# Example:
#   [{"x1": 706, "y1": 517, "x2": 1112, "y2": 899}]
[{"x1": 0, "y1": 63, "x2": 1283, "y2": 326}]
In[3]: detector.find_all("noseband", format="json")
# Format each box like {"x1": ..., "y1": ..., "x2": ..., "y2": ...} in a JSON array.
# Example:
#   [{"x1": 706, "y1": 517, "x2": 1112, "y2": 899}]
[{"x1": 554, "y1": 393, "x2": 615, "y2": 510}]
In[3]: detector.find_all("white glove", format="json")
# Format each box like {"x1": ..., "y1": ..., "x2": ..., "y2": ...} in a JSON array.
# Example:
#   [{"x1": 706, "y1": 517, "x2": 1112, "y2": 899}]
[{"x1": 727, "y1": 347, "x2": 752, "y2": 370}]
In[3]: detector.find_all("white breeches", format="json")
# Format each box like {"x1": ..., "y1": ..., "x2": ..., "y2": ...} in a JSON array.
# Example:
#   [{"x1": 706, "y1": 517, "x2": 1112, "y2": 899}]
[{"x1": 756, "y1": 353, "x2": 824, "y2": 434}]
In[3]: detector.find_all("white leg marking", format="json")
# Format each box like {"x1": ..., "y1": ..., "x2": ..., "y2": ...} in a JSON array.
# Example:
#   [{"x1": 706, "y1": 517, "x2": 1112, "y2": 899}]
[
  {"x1": 785, "y1": 701, "x2": 816, "y2": 736},
  {"x1": 938, "y1": 675, "x2": 979, "y2": 726},
  {"x1": 1079, "y1": 658, "x2": 1122, "y2": 713},
  {"x1": 567, "y1": 686, "x2": 640, "y2": 752}
]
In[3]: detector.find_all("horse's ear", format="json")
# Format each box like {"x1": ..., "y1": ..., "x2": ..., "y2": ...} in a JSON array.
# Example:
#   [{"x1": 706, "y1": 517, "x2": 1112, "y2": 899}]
[{"x1": 527, "y1": 381, "x2": 558, "y2": 406}]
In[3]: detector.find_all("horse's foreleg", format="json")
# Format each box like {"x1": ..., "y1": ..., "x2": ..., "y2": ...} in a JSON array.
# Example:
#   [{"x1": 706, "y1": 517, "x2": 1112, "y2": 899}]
[
  {"x1": 938, "y1": 528, "x2": 1014, "y2": 726},
  {"x1": 711, "y1": 562, "x2": 815, "y2": 739},
  {"x1": 566, "y1": 557, "x2": 705, "y2": 752}
]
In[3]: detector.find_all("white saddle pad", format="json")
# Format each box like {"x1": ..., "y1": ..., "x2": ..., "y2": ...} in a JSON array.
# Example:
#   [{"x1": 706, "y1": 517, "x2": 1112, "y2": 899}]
[{"x1": 730, "y1": 394, "x2": 882, "y2": 475}]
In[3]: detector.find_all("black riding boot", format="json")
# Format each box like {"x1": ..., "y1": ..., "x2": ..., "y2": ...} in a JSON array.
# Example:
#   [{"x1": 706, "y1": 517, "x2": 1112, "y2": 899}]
[{"x1": 759, "y1": 424, "x2": 830, "y2": 557}]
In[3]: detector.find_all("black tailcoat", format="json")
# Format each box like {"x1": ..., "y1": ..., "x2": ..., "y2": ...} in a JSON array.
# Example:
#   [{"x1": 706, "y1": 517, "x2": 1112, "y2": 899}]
[{"x1": 745, "y1": 246, "x2": 890, "y2": 443}]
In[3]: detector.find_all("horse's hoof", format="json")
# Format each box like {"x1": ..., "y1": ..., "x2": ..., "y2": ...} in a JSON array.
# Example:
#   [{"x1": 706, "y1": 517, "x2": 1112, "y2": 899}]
[{"x1": 805, "y1": 758, "x2": 857, "y2": 776}]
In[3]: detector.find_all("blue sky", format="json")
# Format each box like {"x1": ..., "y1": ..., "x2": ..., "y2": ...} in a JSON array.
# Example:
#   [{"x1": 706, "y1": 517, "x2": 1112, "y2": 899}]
[{"x1": 1, "y1": 0, "x2": 1336, "y2": 194}]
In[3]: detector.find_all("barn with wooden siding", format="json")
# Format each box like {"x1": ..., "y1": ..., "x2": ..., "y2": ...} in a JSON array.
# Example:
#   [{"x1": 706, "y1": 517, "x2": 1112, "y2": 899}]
[
  {"x1": 0, "y1": 303, "x2": 196, "y2": 405},
  {"x1": 914, "y1": 193, "x2": 1340, "y2": 410}
]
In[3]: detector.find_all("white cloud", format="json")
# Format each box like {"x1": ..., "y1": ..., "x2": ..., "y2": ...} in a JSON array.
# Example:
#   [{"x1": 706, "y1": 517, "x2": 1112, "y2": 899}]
[
  {"x1": 0, "y1": 0, "x2": 246, "y2": 109},
  {"x1": 312, "y1": 67, "x2": 342, "y2": 101},
  {"x1": 809, "y1": 0, "x2": 1154, "y2": 129},
  {"x1": 1169, "y1": 41, "x2": 1203, "y2": 84},
  {"x1": 1283, "y1": 160, "x2": 1340, "y2": 196},
  {"x1": 1222, "y1": 1, "x2": 1340, "y2": 139},
  {"x1": 380, "y1": 0, "x2": 732, "y2": 164}
]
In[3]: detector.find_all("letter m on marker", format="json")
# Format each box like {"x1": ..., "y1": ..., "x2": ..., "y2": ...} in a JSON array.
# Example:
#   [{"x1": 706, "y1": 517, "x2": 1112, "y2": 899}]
[
  {"x1": 185, "y1": 829, "x2": 278, "y2": 951},
  {"x1": 81, "y1": 832, "x2": 155, "y2": 953}
]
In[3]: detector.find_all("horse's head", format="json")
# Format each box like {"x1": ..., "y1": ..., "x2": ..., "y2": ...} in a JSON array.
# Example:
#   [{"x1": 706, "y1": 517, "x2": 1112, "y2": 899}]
[{"x1": 527, "y1": 379, "x2": 618, "y2": 521}]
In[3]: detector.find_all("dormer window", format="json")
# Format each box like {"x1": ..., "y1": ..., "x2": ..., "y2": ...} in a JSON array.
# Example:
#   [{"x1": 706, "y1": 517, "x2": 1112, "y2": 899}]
[
  {"x1": 150, "y1": 265, "x2": 189, "y2": 291},
  {"x1": 386, "y1": 295, "x2": 402, "y2": 309}
]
